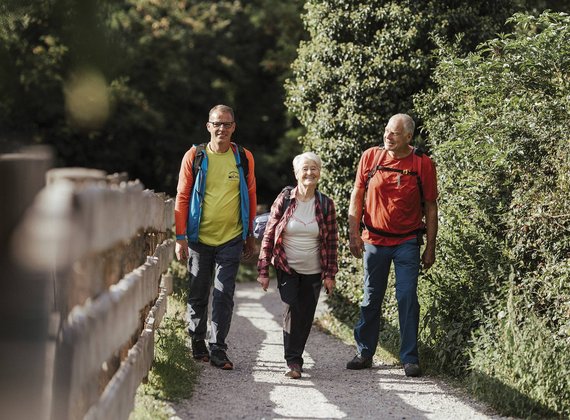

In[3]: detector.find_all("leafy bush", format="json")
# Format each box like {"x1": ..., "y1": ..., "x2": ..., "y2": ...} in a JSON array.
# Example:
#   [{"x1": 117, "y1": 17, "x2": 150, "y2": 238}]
[
  {"x1": 415, "y1": 11, "x2": 570, "y2": 416},
  {"x1": 0, "y1": 0, "x2": 306, "y2": 203},
  {"x1": 288, "y1": 3, "x2": 569, "y2": 416},
  {"x1": 285, "y1": 0, "x2": 515, "y2": 346}
]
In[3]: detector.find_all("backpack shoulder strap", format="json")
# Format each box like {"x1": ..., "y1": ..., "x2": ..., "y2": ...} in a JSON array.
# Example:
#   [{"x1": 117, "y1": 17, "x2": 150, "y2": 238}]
[
  {"x1": 365, "y1": 147, "x2": 386, "y2": 192},
  {"x1": 280, "y1": 186, "x2": 329, "y2": 217},
  {"x1": 192, "y1": 143, "x2": 207, "y2": 181},
  {"x1": 412, "y1": 147, "x2": 425, "y2": 209},
  {"x1": 275, "y1": 186, "x2": 293, "y2": 217},
  {"x1": 315, "y1": 190, "x2": 329, "y2": 217},
  {"x1": 236, "y1": 144, "x2": 250, "y2": 178},
  {"x1": 194, "y1": 142, "x2": 250, "y2": 181}
]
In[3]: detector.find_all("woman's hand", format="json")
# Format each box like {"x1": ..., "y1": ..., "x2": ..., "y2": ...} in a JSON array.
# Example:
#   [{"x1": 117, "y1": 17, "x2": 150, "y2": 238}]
[
  {"x1": 323, "y1": 278, "x2": 336, "y2": 295},
  {"x1": 257, "y1": 276, "x2": 270, "y2": 291}
]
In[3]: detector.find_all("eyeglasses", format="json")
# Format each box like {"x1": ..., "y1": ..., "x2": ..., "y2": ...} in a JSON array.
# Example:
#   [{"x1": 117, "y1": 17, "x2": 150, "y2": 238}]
[{"x1": 209, "y1": 121, "x2": 234, "y2": 129}]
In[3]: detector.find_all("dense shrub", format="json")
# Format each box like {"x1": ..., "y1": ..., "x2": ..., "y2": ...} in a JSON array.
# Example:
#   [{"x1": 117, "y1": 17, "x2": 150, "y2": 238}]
[
  {"x1": 0, "y1": 0, "x2": 305, "y2": 203},
  {"x1": 415, "y1": 11, "x2": 570, "y2": 416},
  {"x1": 287, "y1": 2, "x2": 569, "y2": 416},
  {"x1": 285, "y1": 0, "x2": 515, "y2": 330}
]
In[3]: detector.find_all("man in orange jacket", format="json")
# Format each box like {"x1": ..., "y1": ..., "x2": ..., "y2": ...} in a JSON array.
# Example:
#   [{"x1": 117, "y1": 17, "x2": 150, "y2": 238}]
[{"x1": 175, "y1": 104, "x2": 256, "y2": 370}]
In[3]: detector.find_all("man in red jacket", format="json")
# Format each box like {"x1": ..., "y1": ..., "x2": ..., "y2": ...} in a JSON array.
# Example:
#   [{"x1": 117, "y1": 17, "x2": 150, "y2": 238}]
[{"x1": 346, "y1": 113, "x2": 438, "y2": 377}]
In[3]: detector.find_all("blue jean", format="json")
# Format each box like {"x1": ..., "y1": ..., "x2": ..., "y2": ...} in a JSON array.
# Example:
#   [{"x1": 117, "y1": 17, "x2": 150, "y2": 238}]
[
  {"x1": 353, "y1": 238, "x2": 420, "y2": 364},
  {"x1": 186, "y1": 235, "x2": 243, "y2": 351}
]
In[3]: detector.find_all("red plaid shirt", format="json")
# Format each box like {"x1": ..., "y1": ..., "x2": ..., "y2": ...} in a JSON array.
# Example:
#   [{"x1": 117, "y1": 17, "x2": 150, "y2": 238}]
[{"x1": 257, "y1": 187, "x2": 338, "y2": 280}]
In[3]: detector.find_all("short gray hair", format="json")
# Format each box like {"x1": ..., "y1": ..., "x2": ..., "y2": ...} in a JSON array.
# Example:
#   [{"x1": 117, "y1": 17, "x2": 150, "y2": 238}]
[
  {"x1": 209, "y1": 104, "x2": 235, "y2": 120},
  {"x1": 391, "y1": 113, "x2": 415, "y2": 136},
  {"x1": 292, "y1": 152, "x2": 322, "y2": 174}
]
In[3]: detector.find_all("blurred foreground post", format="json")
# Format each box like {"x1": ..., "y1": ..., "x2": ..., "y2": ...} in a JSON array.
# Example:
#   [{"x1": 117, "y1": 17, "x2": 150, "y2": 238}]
[
  {"x1": 1, "y1": 151, "x2": 175, "y2": 420},
  {"x1": 0, "y1": 146, "x2": 53, "y2": 420}
]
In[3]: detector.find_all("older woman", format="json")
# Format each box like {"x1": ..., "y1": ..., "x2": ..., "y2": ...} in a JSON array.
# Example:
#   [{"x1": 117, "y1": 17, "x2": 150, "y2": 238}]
[{"x1": 257, "y1": 152, "x2": 338, "y2": 379}]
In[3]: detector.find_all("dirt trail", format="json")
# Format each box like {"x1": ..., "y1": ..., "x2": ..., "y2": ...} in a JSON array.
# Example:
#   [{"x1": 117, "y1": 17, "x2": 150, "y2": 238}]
[{"x1": 170, "y1": 281, "x2": 510, "y2": 419}]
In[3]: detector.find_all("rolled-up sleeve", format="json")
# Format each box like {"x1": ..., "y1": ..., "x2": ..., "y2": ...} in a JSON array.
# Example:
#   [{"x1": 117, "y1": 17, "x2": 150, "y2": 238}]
[{"x1": 257, "y1": 193, "x2": 285, "y2": 278}]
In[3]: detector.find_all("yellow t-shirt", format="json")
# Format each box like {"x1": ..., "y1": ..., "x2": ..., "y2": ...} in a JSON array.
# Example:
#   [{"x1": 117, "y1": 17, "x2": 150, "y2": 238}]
[{"x1": 198, "y1": 147, "x2": 242, "y2": 246}]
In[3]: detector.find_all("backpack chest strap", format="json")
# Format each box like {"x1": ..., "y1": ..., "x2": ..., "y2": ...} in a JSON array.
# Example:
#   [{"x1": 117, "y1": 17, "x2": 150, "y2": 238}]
[{"x1": 374, "y1": 165, "x2": 418, "y2": 176}]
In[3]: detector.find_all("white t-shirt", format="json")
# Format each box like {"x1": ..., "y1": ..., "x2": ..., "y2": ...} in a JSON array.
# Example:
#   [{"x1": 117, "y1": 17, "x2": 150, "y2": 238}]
[{"x1": 283, "y1": 197, "x2": 321, "y2": 275}]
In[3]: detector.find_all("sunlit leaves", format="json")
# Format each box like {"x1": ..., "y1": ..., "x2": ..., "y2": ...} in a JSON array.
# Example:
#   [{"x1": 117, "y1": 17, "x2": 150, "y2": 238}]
[{"x1": 416, "y1": 11, "x2": 570, "y2": 416}]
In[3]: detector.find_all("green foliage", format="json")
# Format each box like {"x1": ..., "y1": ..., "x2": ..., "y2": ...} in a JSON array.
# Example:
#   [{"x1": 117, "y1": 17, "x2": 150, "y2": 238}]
[
  {"x1": 0, "y1": 0, "x2": 306, "y2": 204},
  {"x1": 415, "y1": 11, "x2": 570, "y2": 416},
  {"x1": 516, "y1": 0, "x2": 570, "y2": 13},
  {"x1": 286, "y1": 0, "x2": 515, "y2": 358},
  {"x1": 469, "y1": 288, "x2": 570, "y2": 418},
  {"x1": 131, "y1": 263, "x2": 200, "y2": 419},
  {"x1": 143, "y1": 312, "x2": 197, "y2": 401}
]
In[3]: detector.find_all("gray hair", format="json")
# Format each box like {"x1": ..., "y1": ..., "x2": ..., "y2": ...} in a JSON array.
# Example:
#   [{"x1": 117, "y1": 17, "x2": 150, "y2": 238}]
[
  {"x1": 209, "y1": 104, "x2": 235, "y2": 120},
  {"x1": 391, "y1": 113, "x2": 415, "y2": 136},
  {"x1": 292, "y1": 152, "x2": 322, "y2": 174}
]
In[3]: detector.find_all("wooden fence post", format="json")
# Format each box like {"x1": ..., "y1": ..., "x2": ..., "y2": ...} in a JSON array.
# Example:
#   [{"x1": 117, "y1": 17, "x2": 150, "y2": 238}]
[
  {"x1": 4, "y1": 159, "x2": 174, "y2": 420},
  {"x1": 0, "y1": 146, "x2": 53, "y2": 420}
]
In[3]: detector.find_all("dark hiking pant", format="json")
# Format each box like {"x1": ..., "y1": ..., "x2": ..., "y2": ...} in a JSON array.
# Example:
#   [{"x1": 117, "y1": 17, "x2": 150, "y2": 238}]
[
  {"x1": 186, "y1": 235, "x2": 243, "y2": 351},
  {"x1": 276, "y1": 268, "x2": 322, "y2": 366}
]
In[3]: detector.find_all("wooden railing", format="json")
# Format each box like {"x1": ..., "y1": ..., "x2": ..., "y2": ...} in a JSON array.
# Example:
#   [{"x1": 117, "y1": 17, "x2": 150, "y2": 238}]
[{"x1": 1, "y1": 147, "x2": 175, "y2": 420}]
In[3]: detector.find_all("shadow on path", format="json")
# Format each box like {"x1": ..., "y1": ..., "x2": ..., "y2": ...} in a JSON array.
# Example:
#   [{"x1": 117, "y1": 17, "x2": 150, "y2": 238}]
[{"x1": 171, "y1": 281, "x2": 508, "y2": 420}]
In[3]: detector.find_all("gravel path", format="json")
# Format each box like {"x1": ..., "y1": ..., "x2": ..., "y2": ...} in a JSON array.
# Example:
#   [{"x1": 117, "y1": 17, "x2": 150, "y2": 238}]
[{"x1": 170, "y1": 281, "x2": 510, "y2": 420}]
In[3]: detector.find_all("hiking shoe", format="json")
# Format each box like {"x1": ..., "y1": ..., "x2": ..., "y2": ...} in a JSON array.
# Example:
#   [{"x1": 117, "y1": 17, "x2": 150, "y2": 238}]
[
  {"x1": 191, "y1": 339, "x2": 209, "y2": 362},
  {"x1": 285, "y1": 363, "x2": 302, "y2": 379},
  {"x1": 210, "y1": 349, "x2": 234, "y2": 370},
  {"x1": 404, "y1": 363, "x2": 422, "y2": 377},
  {"x1": 346, "y1": 354, "x2": 373, "y2": 370}
]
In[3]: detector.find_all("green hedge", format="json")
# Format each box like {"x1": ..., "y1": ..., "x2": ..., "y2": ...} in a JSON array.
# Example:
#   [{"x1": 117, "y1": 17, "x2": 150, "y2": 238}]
[
  {"x1": 285, "y1": 0, "x2": 513, "y2": 326},
  {"x1": 415, "y1": 11, "x2": 570, "y2": 417},
  {"x1": 287, "y1": 2, "x2": 569, "y2": 416}
]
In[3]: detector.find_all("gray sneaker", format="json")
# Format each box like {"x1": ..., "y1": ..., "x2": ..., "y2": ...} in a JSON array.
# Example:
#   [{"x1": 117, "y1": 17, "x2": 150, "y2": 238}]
[
  {"x1": 404, "y1": 363, "x2": 422, "y2": 377},
  {"x1": 346, "y1": 354, "x2": 373, "y2": 370}
]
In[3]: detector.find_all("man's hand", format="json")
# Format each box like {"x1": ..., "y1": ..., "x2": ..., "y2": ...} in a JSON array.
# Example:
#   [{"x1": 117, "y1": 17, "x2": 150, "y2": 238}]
[
  {"x1": 257, "y1": 276, "x2": 269, "y2": 291},
  {"x1": 422, "y1": 201, "x2": 438, "y2": 270},
  {"x1": 421, "y1": 246, "x2": 436, "y2": 270},
  {"x1": 348, "y1": 187, "x2": 365, "y2": 259},
  {"x1": 349, "y1": 234, "x2": 364, "y2": 259},
  {"x1": 323, "y1": 278, "x2": 336, "y2": 295},
  {"x1": 242, "y1": 236, "x2": 255, "y2": 260},
  {"x1": 176, "y1": 239, "x2": 189, "y2": 261}
]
